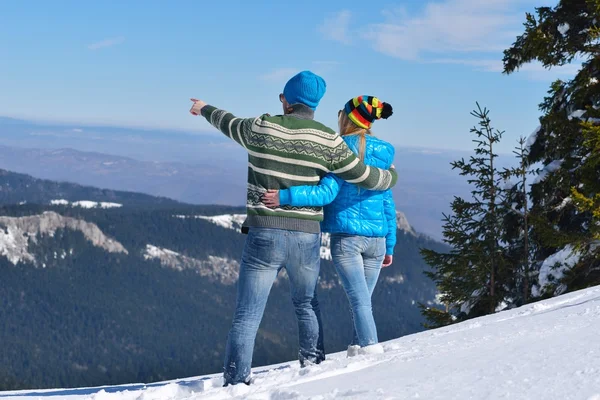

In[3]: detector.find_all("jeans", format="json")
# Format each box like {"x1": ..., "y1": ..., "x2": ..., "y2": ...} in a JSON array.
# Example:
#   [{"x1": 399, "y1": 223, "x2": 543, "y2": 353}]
[
  {"x1": 330, "y1": 234, "x2": 385, "y2": 348},
  {"x1": 223, "y1": 228, "x2": 324, "y2": 385}
]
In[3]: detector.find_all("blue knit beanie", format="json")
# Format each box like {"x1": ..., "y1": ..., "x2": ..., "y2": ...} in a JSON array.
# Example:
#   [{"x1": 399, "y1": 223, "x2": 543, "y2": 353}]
[{"x1": 283, "y1": 71, "x2": 326, "y2": 110}]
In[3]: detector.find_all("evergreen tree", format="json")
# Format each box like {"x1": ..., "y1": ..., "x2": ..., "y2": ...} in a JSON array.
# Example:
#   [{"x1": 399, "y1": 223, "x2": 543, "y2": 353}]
[
  {"x1": 568, "y1": 119, "x2": 600, "y2": 288},
  {"x1": 501, "y1": 137, "x2": 535, "y2": 306},
  {"x1": 503, "y1": 0, "x2": 600, "y2": 297},
  {"x1": 420, "y1": 104, "x2": 511, "y2": 327}
]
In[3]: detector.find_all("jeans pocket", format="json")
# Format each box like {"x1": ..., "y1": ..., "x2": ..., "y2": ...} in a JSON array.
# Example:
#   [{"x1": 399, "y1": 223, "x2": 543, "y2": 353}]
[
  {"x1": 243, "y1": 230, "x2": 276, "y2": 262},
  {"x1": 250, "y1": 230, "x2": 275, "y2": 249},
  {"x1": 330, "y1": 235, "x2": 345, "y2": 256},
  {"x1": 375, "y1": 237, "x2": 386, "y2": 258},
  {"x1": 296, "y1": 233, "x2": 321, "y2": 267}
]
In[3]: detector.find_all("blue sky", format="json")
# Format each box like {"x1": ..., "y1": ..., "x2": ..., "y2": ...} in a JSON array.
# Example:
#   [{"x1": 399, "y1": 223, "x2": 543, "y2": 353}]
[{"x1": 0, "y1": 0, "x2": 579, "y2": 153}]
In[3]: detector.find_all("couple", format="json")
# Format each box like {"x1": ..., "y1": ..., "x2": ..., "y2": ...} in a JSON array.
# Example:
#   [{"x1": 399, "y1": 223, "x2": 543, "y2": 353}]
[{"x1": 189, "y1": 70, "x2": 398, "y2": 386}]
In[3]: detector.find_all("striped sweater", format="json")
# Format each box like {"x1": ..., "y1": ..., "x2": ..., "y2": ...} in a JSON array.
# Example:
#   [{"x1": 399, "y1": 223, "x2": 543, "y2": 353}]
[{"x1": 200, "y1": 103, "x2": 398, "y2": 233}]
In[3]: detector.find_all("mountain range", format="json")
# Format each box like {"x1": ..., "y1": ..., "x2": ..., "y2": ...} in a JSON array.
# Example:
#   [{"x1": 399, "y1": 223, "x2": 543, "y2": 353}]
[
  {"x1": 0, "y1": 168, "x2": 448, "y2": 390},
  {"x1": 0, "y1": 115, "x2": 514, "y2": 239}
]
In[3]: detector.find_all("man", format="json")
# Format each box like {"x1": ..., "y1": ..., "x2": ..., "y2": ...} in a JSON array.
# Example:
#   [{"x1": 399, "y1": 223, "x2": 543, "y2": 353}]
[{"x1": 189, "y1": 70, "x2": 397, "y2": 386}]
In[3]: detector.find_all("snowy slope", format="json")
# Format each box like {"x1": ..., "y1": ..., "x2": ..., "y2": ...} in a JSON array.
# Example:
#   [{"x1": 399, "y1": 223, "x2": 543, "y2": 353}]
[
  {"x1": 50, "y1": 199, "x2": 123, "y2": 208},
  {"x1": 2, "y1": 286, "x2": 599, "y2": 400}
]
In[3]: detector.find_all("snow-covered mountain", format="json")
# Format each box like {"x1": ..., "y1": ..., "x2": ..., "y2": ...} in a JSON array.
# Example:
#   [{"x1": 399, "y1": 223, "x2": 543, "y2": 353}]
[
  {"x1": 0, "y1": 169, "x2": 446, "y2": 391},
  {"x1": 49, "y1": 199, "x2": 122, "y2": 209},
  {"x1": 0, "y1": 139, "x2": 485, "y2": 239},
  {"x1": 2, "y1": 285, "x2": 598, "y2": 400},
  {"x1": 143, "y1": 244, "x2": 239, "y2": 285},
  {"x1": 0, "y1": 211, "x2": 127, "y2": 266},
  {"x1": 0, "y1": 197, "x2": 445, "y2": 390},
  {"x1": 0, "y1": 168, "x2": 181, "y2": 208}
]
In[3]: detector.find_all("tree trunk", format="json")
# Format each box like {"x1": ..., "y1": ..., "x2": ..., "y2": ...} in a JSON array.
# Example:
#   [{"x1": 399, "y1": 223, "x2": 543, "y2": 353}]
[
  {"x1": 489, "y1": 134, "x2": 496, "y2": 314},
  {"x1": 522, "y1": 147, "x2": 530, "y2": 303}
]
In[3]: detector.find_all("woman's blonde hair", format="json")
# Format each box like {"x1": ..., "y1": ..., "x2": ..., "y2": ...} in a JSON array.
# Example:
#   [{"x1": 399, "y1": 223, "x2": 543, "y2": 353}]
[{"x1": 338, "y1": 111, "x2": 371, "y2": 162}]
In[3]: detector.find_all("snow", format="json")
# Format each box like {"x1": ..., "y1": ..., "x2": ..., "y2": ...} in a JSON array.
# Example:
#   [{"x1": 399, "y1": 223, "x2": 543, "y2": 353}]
[
  {"x1": 50, "y1": 199, "x2": 69, "y2": 206},
  {"x1": 0, "y1": 212, "x2": 128, "y2": 266},
  {"x1": 320, "y1": 233, "x2": 331, "y2": 260},
  {"x1": 533, "y1": 160, "x2": 563, "y2": 184},
  {"x1": 50, "y1": 200, "x2": 123, "y2": 209},
  {"x1": 73, "y1": 201, "x2": 99, "y2": 209},
  {"x1": 143, "y1": 244, "x2": 239, "y2": 284},
  {"x1": 459, "y1": 288, "x2": 484, "y2": 314},
  {"x1": 3, "y1": 285, "x2": 600, "y2": 399},
  {"x1": 558, "y1": 22, "x2": 570, "y2": 35},
  {"x1": 144, "y1": 244, "x2": 180, "y2": 260},
  {"x1": 434, "y1": 292, "x2": 445, "y2": 305},
  {"x1": 526, "y1": 125, "x2": 541, "y2": 149},
  {"x1": 568, "y1": 109, "x2": 586, "y2": 120},
  {"x1": 73, "y1": 201, "x2": 122, "y2": 209},
  {"x1": 532, "y1": 244, "x2": 582, "y2": 297},
  {"x1": 495, "y1": 301, "x2": 508, "y2": 312},
  {"x1": 555, "y1": 196, "x2": 573, "y2": 211},
  {"x1": 175, "y1": 214, "x2": 246, "y2": 233},
  {"x1": 0, "y1": 225, "x2": 25, "y2": 265},
  {"x1": 383, "y1": 273, "x2": 405, "y2": 284},
  {"x1": 501, "y1": 177, "x2": 516, "y2": 190}
]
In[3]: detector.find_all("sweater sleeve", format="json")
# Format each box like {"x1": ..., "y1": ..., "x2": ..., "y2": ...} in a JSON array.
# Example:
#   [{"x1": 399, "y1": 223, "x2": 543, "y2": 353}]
[
  {"x1": 383, "y1": 189, "x2": 397, "y2": 256},
  {"x1": 200, "y1": 105, "x2": 254, "y2": 148},
  {"x1": 279, "y1": 173, "x2": 342, "y2": 207},
  {"x1": 328, "y1": 138, "x2": 397, "y2": 191}
]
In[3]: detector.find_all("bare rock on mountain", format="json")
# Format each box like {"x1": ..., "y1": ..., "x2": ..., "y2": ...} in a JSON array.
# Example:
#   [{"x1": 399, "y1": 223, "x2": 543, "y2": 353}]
[
  {"x1": 0, "y1": 211, "x2": 128, "y2": 265},
  {"x1": 144, "y1": 244, "x2": 239, "y2": 285},
  {"x1": 396, "y1": 211, "x2": 416, "y2": 236}
]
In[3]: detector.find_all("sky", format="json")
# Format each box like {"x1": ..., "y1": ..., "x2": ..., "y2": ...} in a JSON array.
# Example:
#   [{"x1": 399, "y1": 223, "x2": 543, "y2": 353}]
[{"x1": 0, "y1": 0, "x2": 581, "y2": 153}]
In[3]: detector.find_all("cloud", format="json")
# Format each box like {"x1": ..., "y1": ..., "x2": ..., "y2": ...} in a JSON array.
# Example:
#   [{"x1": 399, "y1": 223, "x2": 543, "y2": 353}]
[
  {"x1": 87, "y1": 37, "x2": 125, "y2": 50},
  {"x1": 362, "y1": 0, "x2": 526, "y2": 60},
  {"x1": 319, "y1": 1, "x2": 580, "y2": 79},
  {"x1": 318, "y1": 10, "x2": 352, "y2": 44}
]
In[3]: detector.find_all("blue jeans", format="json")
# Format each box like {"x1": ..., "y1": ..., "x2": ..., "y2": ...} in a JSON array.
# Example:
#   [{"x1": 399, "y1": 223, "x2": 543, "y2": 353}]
[
  {"x1": 330, "y1": 234, "x2": 385, "y2": 348},
  {"x1": 223, "y1": 228, "x2": 324, "y2": 385}
]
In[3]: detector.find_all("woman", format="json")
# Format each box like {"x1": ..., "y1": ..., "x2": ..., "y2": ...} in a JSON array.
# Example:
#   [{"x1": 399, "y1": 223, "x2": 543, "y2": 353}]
[{"x1": 263, "y1": 95, "x2": 397, "y2": 356}]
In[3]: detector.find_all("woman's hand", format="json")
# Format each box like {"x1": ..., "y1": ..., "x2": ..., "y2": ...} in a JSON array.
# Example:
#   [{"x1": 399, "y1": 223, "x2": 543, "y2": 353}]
[
  {"x1": 262, "y1": 189, "x2": 280, "y2": 208},
  {"x1": 189, "y1": 98, "x2": 207, "y2": 115},
  {"x1": 382, "y1": 255, "x2": 393, "y2": 267}
]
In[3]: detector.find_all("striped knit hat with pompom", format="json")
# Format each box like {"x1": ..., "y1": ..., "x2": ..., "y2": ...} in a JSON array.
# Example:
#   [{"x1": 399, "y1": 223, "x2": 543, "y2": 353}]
[{"x1": 344, "y1": 95, "x2": 393, "y2": 130}]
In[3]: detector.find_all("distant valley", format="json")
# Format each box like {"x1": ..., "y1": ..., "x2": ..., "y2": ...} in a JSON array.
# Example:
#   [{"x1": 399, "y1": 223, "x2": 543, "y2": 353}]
[
  {"x1": 0, "y1": 115, "x2": 472, "y2": 239},
  {"x1": 0, "y1": 115, "x2": 521, "y2": 238}
]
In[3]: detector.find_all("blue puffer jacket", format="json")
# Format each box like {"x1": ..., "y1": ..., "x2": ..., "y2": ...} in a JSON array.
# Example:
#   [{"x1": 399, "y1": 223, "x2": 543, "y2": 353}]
[{"x1": 279, "y1": 134, "x2": 397, "y2": 255}]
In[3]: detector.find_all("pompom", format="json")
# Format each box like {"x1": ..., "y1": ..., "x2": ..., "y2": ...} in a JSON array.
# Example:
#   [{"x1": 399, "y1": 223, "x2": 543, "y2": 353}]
[{"x1": 380, "y1": 102, "x2": 393, "y2": 119}]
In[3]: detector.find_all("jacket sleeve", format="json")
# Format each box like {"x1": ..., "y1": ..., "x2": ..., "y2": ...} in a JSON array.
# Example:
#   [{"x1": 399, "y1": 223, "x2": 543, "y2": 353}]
[
  {"x1": 279, "y1": 174, "x2": 342, "y2": 207},
  {"x1": 328, "y1": 137, "x2": 397, "y2": 191},
  {"x1": 383, "y1": 189, "x2": 397, "y2": 256},
  {"x1": 200, "y1": 105, "x2": 255, "y2": 148}
]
